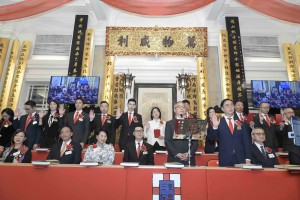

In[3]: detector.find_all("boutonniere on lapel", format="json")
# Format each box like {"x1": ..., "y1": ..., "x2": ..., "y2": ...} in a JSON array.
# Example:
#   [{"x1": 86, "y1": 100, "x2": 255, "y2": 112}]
[
  {"x1": 31, "y1": 115, "x2": 37, "y2": 124},
  {"x1": 141, "y1": 145, "x2": 148, "y2": 155},
  {"x1": 133, "y1": 116, "x2": 138, "y2": 123},
  {"x1": 66, "y1": 144, "x2": 73, "y2": 151},
  {"x1": 159, "y1": 120, "x2": 164, "y2": 127},
  {"x1": 270, "y1": 118, "x2": 276, "y2": 124},
  {"x1": 92, "y1": 143, "x2": 97, "y2": 149},
  {"x1": 235, "y1": 120, "x2": 242, "y2": 130},
  {"x1": 53, "y1": 112, "x2": 60, "y2": 122},
  {"x1": 265, "y1": 147, "x2": 272, "y2": 154},
  {"x1": 78, "y1": 113, "x2": 84, "y2": 121},
  {"x1": 106, "y1": 115, "x2": 111, "y2": 123},
  {"x1": 3, "y1": 121, "x2": 12, "y2": 128},
  {"x1": 14, "y1": 145, "x2": 28, "y2": 162}
]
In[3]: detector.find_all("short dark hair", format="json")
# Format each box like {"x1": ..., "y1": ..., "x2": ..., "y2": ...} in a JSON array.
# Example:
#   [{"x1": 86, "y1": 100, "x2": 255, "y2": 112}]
[
  {"x1": 134, "y1": 123, "x2": 143, "y2": 130},
  {"x1": 25, "y1": 100, "x2": 36, "y2": 108},
  {"x1": 150, "y1": 107, "x2": 161, "y2": 120},
  {"x1": 259, "y1": 102, "x2": 269, "y2": 107},
  {"x1": 100, "y1": 101, "x2": 109, "y2": 106},
  {"x1": 48, "y1": 100, "x2": 60, "y2": 113},
  {"x1": 1, "y1": 108, "x2": 14, "y2": 122},
  {"x1": 234, "y1": 100, "x2": 244, "y2": 105},
  {"x1": 95, "y1": 128, "x2": 108, "y2": 136},
  {"x1": 128, "y1": 98, "x2": 136, "y2": 104},
  {"x1": 182, "y1": 99, "x2": 190, "y2": 105},
  {"x1": 60, "y1": 125, "x2": 73, "y2": 133},
  {"x1": 220, "y1": 99, "x2": 233, "y2": 108},
  {"x1": 75, "y1": 97, "x2": 84, "y2": 104},
  {"x1": 11, "y1": 129, "x2": 27, "y2": 145}
]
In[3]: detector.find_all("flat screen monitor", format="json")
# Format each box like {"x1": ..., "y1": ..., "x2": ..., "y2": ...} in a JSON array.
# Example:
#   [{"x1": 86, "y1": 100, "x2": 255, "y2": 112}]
[
  {"x1": 251, "y1": 80, "x2": 300, "y2": 108},
  {"x1": 48, "y1": 76, "x2": 100, "y2": 104}
]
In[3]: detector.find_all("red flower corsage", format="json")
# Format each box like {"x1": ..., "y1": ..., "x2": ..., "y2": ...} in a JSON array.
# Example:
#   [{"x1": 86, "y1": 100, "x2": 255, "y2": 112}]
[
  {"x1": 30, "y1": 115, "x2": 36, "y2": 120},
  {"x1": 235, "y1": 120, "x2": 242, "y2": 130},
  {"x1": 106, "y1": 115, "x2": 110, "y2": 119},
  {"x1": 78, "y1": 114, "x2": 84, "y2": 121},
  {"x1": 270, "y1": 118, "x2": 276, "y2": 124},
  {"x1": 133, "y1": 116, "x2": 138, "y2": 123},
  {"x1": 160, "y1": 120, "x2": 164, "y2": 125},
  {"x1": 3, "y1": 121, "x2": 12, "y2": 127},
  {"x1": 141, "y1": 145, "x2": 147, "y2": 152},
  {"x1": 265, "y1": 147, "x2": 272, "y2": 153},
  {"x1": 54, "y1": 112, "x2": 60, "y2": 118},
  {"x1": 92, "y1": 144, "x2": 97, "y2": 148},
  {"x1": 66, "y1": 144, "x2": 73, "y2": 151}
]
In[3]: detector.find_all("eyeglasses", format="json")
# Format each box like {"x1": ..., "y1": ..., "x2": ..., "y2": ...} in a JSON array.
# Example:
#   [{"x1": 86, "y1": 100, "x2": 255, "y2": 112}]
[
  {"x1": 175, "y1": 106, "x2": 184, "y2": 109},
  {"x1": 253, "y1": 133, "x2": 265, "y2": 136},
  {"x1": 134, "y1": 130, "x2": 143, "y2": 133},
  {"x1": 223, "y1": 104, "x2": 234, "y2": 108},
  {"x1": 261, "y1": 107, "x2": 269, "y2": 109}
]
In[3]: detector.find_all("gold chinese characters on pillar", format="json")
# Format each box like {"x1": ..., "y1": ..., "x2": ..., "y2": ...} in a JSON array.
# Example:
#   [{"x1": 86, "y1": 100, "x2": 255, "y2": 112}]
[
  {"x1": 81, "y1": 29, "x2": 94, "y2": 76},
  {"x1": 185, "y1": 75, "x2": 198, "y2": 117},
  {"x1": 294, "y1": 43, "x2": 300, "y2": 79},
  {"x1": 197, "y1": 57, "x2": 209, "y2": 120},
  {"x1": 0, "y1": 40, "x2": 20, "y2": 112},
  {"x1": 283, "y1": 43, "x2": 299, "y2": 81},
  {"x1": 0, "y1": 38, "x2": 10, "y2": 81},
  {"x1": 7, "y1": 41, "x2": 31, "y2": 111},
  {"x1": 102, "y1": 56, "x2": 115, "y2": 110},
  {"x1": 219, "y1": 30, "x2": 233, "y2": 99}
]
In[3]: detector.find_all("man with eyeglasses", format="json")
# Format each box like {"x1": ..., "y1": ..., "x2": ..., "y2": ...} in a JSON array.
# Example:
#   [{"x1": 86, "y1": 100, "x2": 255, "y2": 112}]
[
  {"x1": 250, "y1": 128, "x2": 279, "y2": 167},
  {"x1": 165, "y1": 101, "x2": 198, "y2": 166},
  {"x1": 14, "y1": 100, "x2": 42, "y2": 150},
  {"x1": 253, "y1": 102, "x2": 279, "y2": 150},
  {"x1": 279, "y1": 108, "x2": 297, "y2": 152},
  {"x1": 209, "y1": 99, "x2": 251, "y2": 166},
  {"x1": 123, "y1": 124, "x2": 154, "y2": 165}
]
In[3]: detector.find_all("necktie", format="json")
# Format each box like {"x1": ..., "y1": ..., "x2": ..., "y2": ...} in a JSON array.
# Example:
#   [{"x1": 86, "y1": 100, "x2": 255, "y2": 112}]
[
  {"x1": 128, "y1": 112, "x2": 132, "y2": 125},
  {"x1": 25, "y1": 114, "x2": 32, "y2": 130},
  {"x1": 137, "y1": 142, "x2": 141, "y2": 158},
  {"x1": 239, "y1": 113, "x2": 244, "y2": 122},
  {"x1": 102, "y1": 114, "x2": 106, "y2": 126},
  {"x1": 260, "y1": 145, "x2": 267, "y2": 159},
  {"x1": 228, "y1": 118, "x2": 234, "y2": 135},
  {"x1": 60, "y1": 142, "x2": 66, "y2": 157},
  {"x1": 48, "y1": 114, "x2": 53, "y2": 127},
  {"x1": 265, "y1": 114, "x2": 270, "y2": 126},
  {"x1": 74, "y1": 111, "x2": 79, "y2": 124}
]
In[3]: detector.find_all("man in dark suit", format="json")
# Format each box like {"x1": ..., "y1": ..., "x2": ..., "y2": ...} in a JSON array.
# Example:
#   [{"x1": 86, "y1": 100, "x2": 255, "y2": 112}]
[
  {"x1": 64, "y1": 98, "x2": 89, "y2": 148},
  {"x1": 253, "y1": 102, "x2": 279, "y2": 150},
  {"x1": 182, "y1": 99, "x2": 197, "y2": 119},
  {"x1": 89, "y1": 101, "x2": 116, "y2": 145},
  {"x1": 288, "y1": 145, "x2": 300, "y2": 165},
  {"x1": 165, "y1": 101, "x2": 198, "y2": 166},
  {"x1": 250, "y1": 127, "x2": 279, "y2": 167},
  {"x1": 208, "y1": 99, "x2": 251, "y2": 167},
  {"x1": 234, "y1": 100, "x2": 252, "y2": 135},
  {"x1": 278, "y1": 108, "x2": 296, "y2": 152},
  {"x1": 123, "y1": 124, "x2": 154, "y2": 165},
  {"x1": 47, "y1": 125, "x2": 82, "y2": 164},
  {"x1": 116, "y1": 98, "x2": 143, "y2": 151},
  {"x1": 14, "y1": 100, "x2": 42, "y2": 150}
]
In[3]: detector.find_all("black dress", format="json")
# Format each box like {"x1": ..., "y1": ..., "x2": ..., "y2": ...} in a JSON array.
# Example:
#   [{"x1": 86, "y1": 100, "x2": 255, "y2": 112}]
[
  {"x1": 4, "y1": 147, "x2": 32, "y2": 163},
  {"x1": 0, "y1": 121, "x2": 15, "y2": 148},
  {"x1": 39, "y1": 113, "x2": 64, "y2": 148}
]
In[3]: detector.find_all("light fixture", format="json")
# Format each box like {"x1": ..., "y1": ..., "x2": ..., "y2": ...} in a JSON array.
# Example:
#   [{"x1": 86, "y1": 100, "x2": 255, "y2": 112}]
[
  {"x1": 176, "y1": 68, "x2": 190, "y2": 98},
  {"x1": 122, "y1": 69, "x2": 135, "y2": 97}
]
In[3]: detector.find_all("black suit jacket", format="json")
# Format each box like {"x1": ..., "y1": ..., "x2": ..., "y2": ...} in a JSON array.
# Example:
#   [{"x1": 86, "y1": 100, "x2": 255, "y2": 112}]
[
  {"x1": 64, "y1": 111, "x2": 89, "y2": 144},
  {"x1": 204, "y1": 122, "x2": 217, "y2": 153},
  {"x1": 115, "y1": 112, "x2": 143, "y2": 151},
  {"x1": 289, "y1": 145, "x2": 300, "y2": 165},
  {"x1": 14, "y1": 113, "x2": 42, "y2": 149},
  {"x1": 47, "y1": 140, "x2": 82, "y2": 164},
  {"x1": 279, "y1": 117, "x2": 297, "y2": 152},
  {"x1": 250, "y1": 143, "x2": 279, "y2": 167},
  {"x1": 90, "y1": 114, "x2": 116, "y2": 144},
  {"x1": 234, "y1": 112, "x2": 252, "y2": 135},
  {"x1": 253, "y1": 114, "x2": 279, "y2": 149},
  {"x1": 0, "y1": 121, "x2": 15, "y2": 147},
  {"x1": 165, "y1": 119, "x2": 198, "y2": 165},
  {"x1": 123, "y1": 142, "x2": 154, "y2": 165}
]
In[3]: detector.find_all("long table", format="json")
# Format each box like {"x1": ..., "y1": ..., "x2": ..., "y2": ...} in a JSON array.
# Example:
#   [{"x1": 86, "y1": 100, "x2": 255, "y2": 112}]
[
  {"x1": 31, "y1": 150, "x2": 289, "y2": 165},
  {"x1": 0, "y1": 163, "x2": 299, "y2": 200}
]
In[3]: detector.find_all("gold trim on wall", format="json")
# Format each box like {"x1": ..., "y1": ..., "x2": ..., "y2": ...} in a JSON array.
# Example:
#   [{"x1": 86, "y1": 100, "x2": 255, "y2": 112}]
[
  {"x1": 102, "y1": 56, "x2": 115, "y2": 112},
  {"x1": 105, "y1": 27, "x2": 208, "y2": 56},
  {"x1": 294, "y1": 43, "x2": 300, "y2": 79},
  {"x1": 81, "y1": 29, "x2": 94, "y2": 76},
  {"x1": 185, "y1": 75, "x2": 198, "y2": 117},
  {"x1": 282, "y1": 43, "x2": 299, "y2": 81},
  {"x1": 0, "y1": 38, "x2": 10, "y2": 81},
  {"x1": 197, "y1": 57, "x2": 209, "y2": 120},
  {"x1": 219, "y1": 30, "x2": 233, "y2": 99},
  {"x1": 0, "y1": 40, "x2": 19, "y2": 112},
  {"x1": 7, "y1": 41, "x2": 31, "y2": 111}
]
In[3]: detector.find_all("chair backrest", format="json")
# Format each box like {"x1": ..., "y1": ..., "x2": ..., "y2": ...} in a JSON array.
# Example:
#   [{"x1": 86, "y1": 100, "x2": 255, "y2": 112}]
[{"x1": 207, "y1": 159, "x2": 219, "y2": 166}]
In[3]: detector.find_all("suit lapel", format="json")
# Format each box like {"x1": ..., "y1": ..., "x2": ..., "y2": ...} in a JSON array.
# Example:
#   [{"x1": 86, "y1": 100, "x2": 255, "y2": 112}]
[{"x1": 221, "y1": 117, "x2": 233, "y2": 135}]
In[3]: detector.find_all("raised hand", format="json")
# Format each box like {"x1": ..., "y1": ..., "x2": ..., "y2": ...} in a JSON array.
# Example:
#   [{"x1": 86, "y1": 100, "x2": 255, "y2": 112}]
[
  {"x1": 116, "y1": 107, "x2": 122, "y2": 119},
  {"x1": 211, "y1": 113, "x2": 220, "y2": 128},
  {"x1": 145, "y1": 122, "x2": 150, "y2": 132},
  {"x1": 38, "y1": 110, "x2": 46, "y2": 119},
  {"x1": 14, "y1": 108, "x2": 21, "y2": 118}
]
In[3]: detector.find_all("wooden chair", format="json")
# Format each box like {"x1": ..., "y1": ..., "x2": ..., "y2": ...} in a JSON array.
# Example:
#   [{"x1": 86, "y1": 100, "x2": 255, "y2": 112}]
[{"x1": 207, "y1": 159, "x2": 219, "y2": 166}]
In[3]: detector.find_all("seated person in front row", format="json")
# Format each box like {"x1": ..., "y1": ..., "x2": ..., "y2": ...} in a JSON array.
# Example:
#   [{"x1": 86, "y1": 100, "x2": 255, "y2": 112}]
[
  {"x1": 83, "y1": 128, "x2": 115, "y2": 164},
  {"x1": 2, "y1": 129, "x2": 31, "y2": 163},
  {"x1": 47, "y1": 125, "x2": 82, "y2": 164},
  {"x1": 123, "y1": 124, "x2": 154, "y2": 165},
  {"x1": 250, "y1": 128, "x2": 279, "y2": 167}
]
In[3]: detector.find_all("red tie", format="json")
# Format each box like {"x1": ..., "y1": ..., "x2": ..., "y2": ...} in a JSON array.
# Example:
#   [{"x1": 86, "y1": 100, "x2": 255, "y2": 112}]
[
  {"x1": 128, "y1": 112, "x2": 132, "y2": 125},
  {"x1": 265, "y1": 114, "x2": 270, "y2": 126},
  {"x1": 25, "y1": 114, "x2": 32, "y2": 130},
  {"x1": 137, "y1": 142, "x2": 141, "y2": 158},
  {"x1": 239, "y1": 113, "x2": 244, "y2": 122},
  {"x1": 260, "y1": 145, "x2": 267, "y2": 159},
  {"x1": 74, "y1": 112, "x2": 79, "y2": 124},
  {"x1": 102, "y1": 114, "x2": 106, "y2": 126},
  {"x1": 228, "y1": 118, "x2": 234, "y2": 135}
]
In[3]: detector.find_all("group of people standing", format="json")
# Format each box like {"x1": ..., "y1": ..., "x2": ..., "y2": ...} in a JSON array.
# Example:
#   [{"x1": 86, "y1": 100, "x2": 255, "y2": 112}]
[{"x1": 0, "y1": 97, "x2": 299, "y2": 167}]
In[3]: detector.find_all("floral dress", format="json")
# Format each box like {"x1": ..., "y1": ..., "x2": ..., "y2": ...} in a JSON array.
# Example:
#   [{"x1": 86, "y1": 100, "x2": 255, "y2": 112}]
[{"x1": 83, "y1": 143, "x2": 115, "y2": 165}]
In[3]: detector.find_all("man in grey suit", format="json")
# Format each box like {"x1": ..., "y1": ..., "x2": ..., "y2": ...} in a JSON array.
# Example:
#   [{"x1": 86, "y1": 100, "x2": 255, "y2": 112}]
[
  {"x1": 64, "y1": 98, "x2": 89, "y2": 148},
  {"x1": 165, "y1": 101, "x2": 198, "y2": 166}
]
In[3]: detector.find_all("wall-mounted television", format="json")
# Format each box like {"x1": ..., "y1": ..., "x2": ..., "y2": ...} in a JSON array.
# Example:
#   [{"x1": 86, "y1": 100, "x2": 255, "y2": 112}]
[
  {"x1": 251, "y1": 80, "x2": 300, "y2": 108},
  {"x1": 47, "y1": 76, "x2": 100, "y2": 104}
]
